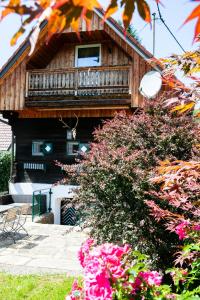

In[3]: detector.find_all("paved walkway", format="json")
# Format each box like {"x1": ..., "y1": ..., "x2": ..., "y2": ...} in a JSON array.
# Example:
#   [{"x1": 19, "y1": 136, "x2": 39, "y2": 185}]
[{"x1": 0, "y1": 218, "x2": 88, "y2": 275}]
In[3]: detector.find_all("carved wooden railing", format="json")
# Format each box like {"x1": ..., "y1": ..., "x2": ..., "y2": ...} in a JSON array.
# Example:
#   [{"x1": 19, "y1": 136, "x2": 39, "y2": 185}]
[{"x1": 25, "y1": 66, "x2": 131, "y2": 98}]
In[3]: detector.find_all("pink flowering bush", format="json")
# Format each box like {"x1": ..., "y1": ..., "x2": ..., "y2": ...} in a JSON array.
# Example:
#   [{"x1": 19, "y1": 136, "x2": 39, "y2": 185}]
[
  {"x1": 66, "y1": 239, "x2": 166, "y2": 300},
  {"x1": 60, "y1": 102, "x2": 200, "y2": 271},
  {"x1": 175, "y1": 221, "x2": 190, "y2": 240},
  {"x1": 66, "y1": 235, "x2": 200, "y2": 300}
]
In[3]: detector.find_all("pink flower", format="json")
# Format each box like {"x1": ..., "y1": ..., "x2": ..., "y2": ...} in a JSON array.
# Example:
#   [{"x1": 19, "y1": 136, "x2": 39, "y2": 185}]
[
  {"x1": 85, "y1": 270, "x2": 113, "y2": 300},
  {"x1": 139, "y1": 271, "x2": 162, "y2": 286},
  {"x1": 193, "y1": 224, "x2": 200, "y2": 231},
  {"x1": 175, "y1": 221, "x2": 190, "y2": 240},
  {"x1": 77, "y1": 240, "x2": 130, "y2": 299},
  {"x1": 78, "y1": 239, "x2": 95, "y2": 267},
  {"x1": 68, "y1": 240, "x2": 164, "y2": 300},
  {"x1": 131, "y1": 276, "x2": 142, "y2": 294}
]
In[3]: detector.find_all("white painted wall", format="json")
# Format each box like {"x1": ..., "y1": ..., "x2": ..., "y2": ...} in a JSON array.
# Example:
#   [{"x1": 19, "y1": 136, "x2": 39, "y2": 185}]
[{"x1": 9, "y1": 182, "x2": 77, "y2": 224}]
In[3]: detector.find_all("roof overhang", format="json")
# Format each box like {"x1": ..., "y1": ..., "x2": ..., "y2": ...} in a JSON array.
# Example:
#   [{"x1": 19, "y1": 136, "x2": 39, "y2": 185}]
[{"x1": 0, "y1": 8, "x2": 162, "y2": 80}]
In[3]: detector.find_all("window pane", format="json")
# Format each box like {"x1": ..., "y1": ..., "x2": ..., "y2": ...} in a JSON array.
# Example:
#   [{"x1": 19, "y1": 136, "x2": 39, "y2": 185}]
[
  {"x1": 67, "y1": 141, "x2": 79, "y2": 156},
  {"x1": 32, "y1": 141, "x2": 44, "y2": 156},
  {"x1": 77, "y1": 46, "x2": 100, "y2": 67}
]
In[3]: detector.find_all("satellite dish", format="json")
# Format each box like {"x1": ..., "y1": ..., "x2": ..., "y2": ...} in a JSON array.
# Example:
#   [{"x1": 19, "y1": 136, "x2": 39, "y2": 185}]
[{"x1": 139, "y1": 71, "x2": 162, "y2": 99}]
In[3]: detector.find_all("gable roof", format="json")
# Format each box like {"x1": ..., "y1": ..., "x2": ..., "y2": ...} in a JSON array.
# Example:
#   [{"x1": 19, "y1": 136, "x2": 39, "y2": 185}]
[
  {"x1": 95, "y1": 8, "x2": 155, "y2": 62},
  {"x1": 0, "y1": 8, "x2": 161, "y2": 80},
  {"x1": 0, "y1": 115, "x2": 12, "y2": 151}
]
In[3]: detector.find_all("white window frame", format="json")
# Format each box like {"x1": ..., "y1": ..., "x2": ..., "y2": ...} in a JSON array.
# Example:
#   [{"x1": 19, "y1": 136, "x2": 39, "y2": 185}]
[
  {"x1": 75, "y1": 44, "x2": 101, "y2": 67},
  {"x1": 32, "y1": 140, "x2": 44, "y2": 156},
  {"x1": 67, "y1": 141, "x2": 80, "y2": 156}
]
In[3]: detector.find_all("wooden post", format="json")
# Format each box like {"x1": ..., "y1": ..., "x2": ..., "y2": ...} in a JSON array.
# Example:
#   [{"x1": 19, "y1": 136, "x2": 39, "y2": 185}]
[
  {"x1": 75, "y1": 69, "x2": 78, "y2": 96},
  {"x1": 10, "y1": 131, "x2": 14, "y2": 182},
  {"x1": 25, "y1": 71, "x2": 29, "y2": 97}
]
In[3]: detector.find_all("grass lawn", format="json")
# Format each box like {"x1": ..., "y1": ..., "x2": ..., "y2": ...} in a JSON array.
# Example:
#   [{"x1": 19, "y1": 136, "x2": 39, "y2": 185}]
[{"x1": 0, "y1": 273, "x2": 74, "y2": 300}]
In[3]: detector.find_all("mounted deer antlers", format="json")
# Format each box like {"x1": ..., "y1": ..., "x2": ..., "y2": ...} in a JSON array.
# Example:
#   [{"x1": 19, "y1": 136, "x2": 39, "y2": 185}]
[{"x1": 59, "y1": 114, "x2": 79, "y2": 140}]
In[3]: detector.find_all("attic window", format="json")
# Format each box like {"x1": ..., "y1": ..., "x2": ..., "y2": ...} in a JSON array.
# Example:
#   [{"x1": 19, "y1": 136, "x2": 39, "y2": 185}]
[{"x1": 75, "y1": 44, "x2": 101, "y2": 67}]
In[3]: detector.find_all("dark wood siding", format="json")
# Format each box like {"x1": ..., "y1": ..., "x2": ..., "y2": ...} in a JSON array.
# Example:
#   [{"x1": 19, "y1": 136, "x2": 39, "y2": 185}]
[{"x1": 12, "y1": 117, "x2": 104, "y2": 183}]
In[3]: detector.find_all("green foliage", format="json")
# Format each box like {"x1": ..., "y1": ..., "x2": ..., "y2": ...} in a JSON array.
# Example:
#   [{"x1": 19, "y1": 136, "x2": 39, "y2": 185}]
[
  {"x1": 0, "y1": 151, "x2": 11, "y2": 192},
  {"x1": 61, "y1": 102, "x2": 200, "y2": 270},
  {"x1": 66, "y1": 239, "x2": 200, "y2": 300},
  {"x1": 117, "y1": 20, "x2": 141, "y2": 42},
  {"x1": 0, "y1": 273, "x2": 74, "y2": 300}
]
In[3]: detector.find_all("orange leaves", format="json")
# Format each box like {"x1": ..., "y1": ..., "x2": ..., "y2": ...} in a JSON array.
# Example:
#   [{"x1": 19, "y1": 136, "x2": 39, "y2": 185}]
[
  {"x1": 161, "y1": 51, "x2": 200, "y2": 119},
  {"x1": 105, "y1": 0, "x2": 118, "y2": 20},
  {"x1": 122, "y1": 0, "x2": 135, "y2": 30},
  {"x1": 171, "y1": 102, "x2": 195, "y2": 114},
  {"x1": 151, "y1": 160, "x2": 200, "y2": 191},
  {"x1": 27, "y1": 0, "x2": 100, "y2": 53},
  {"x1": 194, "y1": 17, "x2": 200, "y2": 42},
  {"x1": 10, "y1": 26, "x2": 25, "y2": 46},
  {"x1": 47, "y1": 9, "x2": 66, "y2": 36},
  {"x1": 0, "y1": 0, "x2": 200, "y2": 47},
  {"x1": 1, "y1": 0, "x2": 34, "y2": 20},
  {"x1": 39, "y1": 0, "x2": 51, "y2": 9},
  {"x1": 184, "y1": 4, "x2": 200, "y2": 42},
  {"x1": 105, "y1": 0, "x2": 151, "y2": 31},
  {"x1": 136, "y1": 0, "x2": 151, "y2": 23},
  {"x1": 72, "y1": 0, "x2": 100, "y2": 11}
]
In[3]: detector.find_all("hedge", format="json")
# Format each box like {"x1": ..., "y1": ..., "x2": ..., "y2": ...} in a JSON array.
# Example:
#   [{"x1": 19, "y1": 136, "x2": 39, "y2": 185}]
[{"x1": 0, "y1": 151, "x2": 11, "y2": 192}]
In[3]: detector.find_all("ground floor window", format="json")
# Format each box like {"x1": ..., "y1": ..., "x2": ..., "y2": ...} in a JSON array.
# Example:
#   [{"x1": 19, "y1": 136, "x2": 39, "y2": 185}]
[
  {"x1": 66, "y1": 141, "x2": 89, "y2": 156},
  {"x1": 32, "y1": 140, "x2": 44, "y2": 156}
]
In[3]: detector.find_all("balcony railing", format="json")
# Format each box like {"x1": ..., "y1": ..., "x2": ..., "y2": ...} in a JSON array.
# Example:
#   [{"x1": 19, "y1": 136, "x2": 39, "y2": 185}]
[{"x1": 25, "y1": 66, "x2": 131, "y2": 99}]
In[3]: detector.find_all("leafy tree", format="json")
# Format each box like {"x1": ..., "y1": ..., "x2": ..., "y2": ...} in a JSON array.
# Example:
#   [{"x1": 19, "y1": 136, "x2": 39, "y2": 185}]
[
  {"x1": 61, "y1": 101, "x2": 200, "y2": 269},
  {"x1": 0, "y1": 0, "x2": 199, "y2": 48},
  {"x1": 0, "y1": 151, "x2": 11, "y2": 192},
  {"x1": 117, "y1": 20, "x2": 141, "y2": 43}
]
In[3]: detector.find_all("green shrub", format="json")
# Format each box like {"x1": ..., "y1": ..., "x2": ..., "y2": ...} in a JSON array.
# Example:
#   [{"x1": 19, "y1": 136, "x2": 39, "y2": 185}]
[
  {"x1": 0, "y1": 151, "x2": 11, "y2": 192},
  {"x1": 61, "y1": 102, "x2": 200, "y2": 269}
]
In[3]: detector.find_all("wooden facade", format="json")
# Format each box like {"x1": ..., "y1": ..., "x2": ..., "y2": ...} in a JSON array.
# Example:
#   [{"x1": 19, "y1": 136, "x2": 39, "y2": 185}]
[
  {"x1": 10, "y1": 117, "x2": 102, "y2": 183},
  {"x1": 0, "y1": 9, "x2": 164, "y2": 184},
  {"x1": 0, "y1": 9, "x2": 158, "y2": 114}
]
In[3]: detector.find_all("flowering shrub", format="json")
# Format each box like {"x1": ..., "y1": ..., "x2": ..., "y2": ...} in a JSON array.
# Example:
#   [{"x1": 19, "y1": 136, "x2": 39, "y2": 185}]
[
  {"x1": 66, "y1": 239, "x2": 164, "y2": 300},
  {"x1": 66, "y1": 237, "x2": 200, "y2": 300},
  {"x1": 60, "y1": 102, "x2": 200, "y2": 269},
  {"x1": 144, "y1": 160, "x2": 200, "y2": 298},
  {"x1": 146, "y1": 160, "x2": 200, "y2": 265}
]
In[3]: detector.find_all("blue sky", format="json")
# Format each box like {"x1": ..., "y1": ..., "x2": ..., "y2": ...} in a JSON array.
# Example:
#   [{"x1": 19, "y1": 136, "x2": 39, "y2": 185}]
[{"x1": 0, "y1": 0, "x2": 198, "y2": 68}]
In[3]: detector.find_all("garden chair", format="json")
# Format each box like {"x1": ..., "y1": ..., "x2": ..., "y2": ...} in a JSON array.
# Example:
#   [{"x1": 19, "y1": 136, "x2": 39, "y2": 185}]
[
  {"x1": 0, "y1": 208, "x2": 18, "y2": 243},
  {"x1": 15, "y1": 204, "x2": 30, "y2": 237}
]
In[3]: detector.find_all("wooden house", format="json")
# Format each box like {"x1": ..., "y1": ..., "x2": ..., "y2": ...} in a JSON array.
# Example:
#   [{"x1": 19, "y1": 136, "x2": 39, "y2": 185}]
[{"x1": 0, "y1": 8, "x2": 163, "y2": 224}]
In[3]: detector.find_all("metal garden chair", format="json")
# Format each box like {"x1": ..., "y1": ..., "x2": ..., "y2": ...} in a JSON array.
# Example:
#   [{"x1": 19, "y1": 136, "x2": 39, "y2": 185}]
[
  {"x1": 0, "y1": 208, "x2": 18, "y2": 243},
  {"x1": 15, "y1": 204, "x2": 30, "y2": 237}
]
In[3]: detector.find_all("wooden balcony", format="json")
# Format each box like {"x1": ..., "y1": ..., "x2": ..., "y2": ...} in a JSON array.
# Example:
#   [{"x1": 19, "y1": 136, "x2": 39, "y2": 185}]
[{"x1": 25, "y1": 66, "x2": 131, "y2": 107}]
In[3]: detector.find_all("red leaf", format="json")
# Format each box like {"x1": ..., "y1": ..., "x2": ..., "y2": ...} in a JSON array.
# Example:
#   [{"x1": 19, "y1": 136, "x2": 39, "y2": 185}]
[
  {"x1": 184, "y1": 4, "x2": 200, "y2": 24},
  {"x1": 183, "y1": 4, "x2": 200, "y2": 42},
  {"x1": 194, "y1": 17, "x2": 200, "y2": 42}
]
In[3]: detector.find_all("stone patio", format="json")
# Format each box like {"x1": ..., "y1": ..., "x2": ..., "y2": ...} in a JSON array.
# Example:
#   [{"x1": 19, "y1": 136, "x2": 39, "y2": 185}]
[{"x1": 0, "y1": 217, "x2": 88, "y2": 275}]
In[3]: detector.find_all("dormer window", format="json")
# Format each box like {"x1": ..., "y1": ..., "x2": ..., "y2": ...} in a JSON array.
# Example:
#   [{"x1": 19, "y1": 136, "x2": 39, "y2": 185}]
[{"x1": 75, "y1": 44, "x2": 101, "y2": 67}]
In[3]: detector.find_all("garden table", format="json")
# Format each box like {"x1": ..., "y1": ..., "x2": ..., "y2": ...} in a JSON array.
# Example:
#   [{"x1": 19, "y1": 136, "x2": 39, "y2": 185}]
[
  {"x1": 0, "y1": 203, "x2": 27, "y2": 214},
  {"x1": 0, "y1": 205, "x2": 12, "y2": 214}
]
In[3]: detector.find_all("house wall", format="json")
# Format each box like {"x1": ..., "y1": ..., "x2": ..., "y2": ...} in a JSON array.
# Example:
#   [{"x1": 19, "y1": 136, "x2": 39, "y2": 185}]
[
  {"x1": 46, "y1": 42, "x2": 131, "y2": 70},
  {"x1": 0, "y1": 10, "x2": 163, "y2": 111},
  {"x1": 0, "y1": 61, "x2": 26, "y2": 111},
  {"x1": 9, "y1": 182, "x2": 76, "y2": 224},
  {"x1": 12, "y1": 117, "x2": 104, "y2": 184}
]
